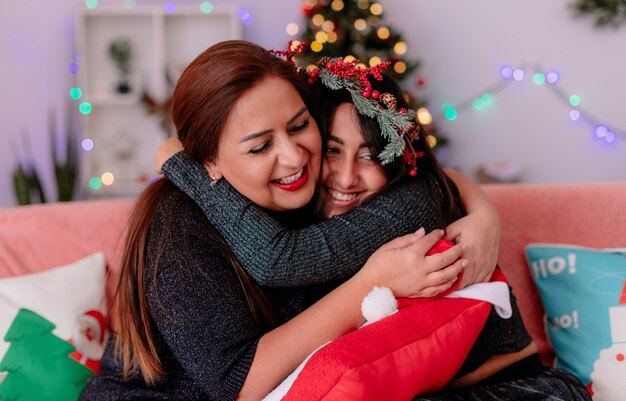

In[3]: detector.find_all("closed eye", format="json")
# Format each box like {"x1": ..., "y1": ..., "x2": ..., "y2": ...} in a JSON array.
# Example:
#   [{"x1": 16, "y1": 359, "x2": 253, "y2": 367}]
[
  {"x1": 288, "y1": 119, "x2": 310, "y2": 135},
  {"x1": 249, "y1": 141, "x2": 271, "y2": 154}
]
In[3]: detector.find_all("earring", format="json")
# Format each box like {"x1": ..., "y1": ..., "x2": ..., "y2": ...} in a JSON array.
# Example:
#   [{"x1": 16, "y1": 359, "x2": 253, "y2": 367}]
[{"x1": 209, "y1": 176, "x2": 220, "y2": 187}]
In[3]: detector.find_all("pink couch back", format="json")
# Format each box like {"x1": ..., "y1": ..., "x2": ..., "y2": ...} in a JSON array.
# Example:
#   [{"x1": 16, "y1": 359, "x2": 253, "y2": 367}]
[
  {"x1": 0, "y1": 199, "x2": 133, "y2": 284},
  {"x1": 1, "y1": 182, "x2": 624, "y2": 364},
  {"x1": 483, "y1": 182, "x2": 626, "y2": 364}
]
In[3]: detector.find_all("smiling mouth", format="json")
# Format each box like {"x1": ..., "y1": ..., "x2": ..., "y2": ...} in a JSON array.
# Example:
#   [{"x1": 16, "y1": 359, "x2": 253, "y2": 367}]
[
  {"x1": 327, "y1": 188, "x2": 362, "y2": 204},
  {"x1": 271, "y1": 165, "x2": 309, "y2": 192},
  {"x1": 274, "y1": 168, "x2": 305, "y2": 185}
]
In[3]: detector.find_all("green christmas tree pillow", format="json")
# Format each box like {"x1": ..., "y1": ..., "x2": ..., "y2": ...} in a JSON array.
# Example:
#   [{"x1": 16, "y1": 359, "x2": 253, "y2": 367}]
[{"x1": 0, "y1": 252, "x2": 107, "y2": 400}]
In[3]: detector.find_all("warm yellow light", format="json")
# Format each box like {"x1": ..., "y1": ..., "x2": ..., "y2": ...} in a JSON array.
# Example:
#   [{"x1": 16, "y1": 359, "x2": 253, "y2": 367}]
[
  {"x1": 331, "y1": 0, "x2": 344, "y2": 11},
  {"x1": 356, "y1": 63, "x2": 366, "y2": 69},
  {"x1": 426, "y1": 135, "x2": 437, "y2": 148},
  {"x1": 368, "y1": 16, "x2": 380, "y2": 26},
  {"x1": 394, "y1": 41, "x2": 407, "y2": 55},
  {"x1": 312, "y1": 14, "x2": 324, "y2": 26},
  {"x1": 322, "y1": 20, "x2": 335, "y2": 32},
  {"x1": 327, "y1": 31, "x2": 338, "y2": 43},
  {"x1": 394, "y1": 61, "x2": 407, "y2": 73},
  {"x1": 315, "y1": 31, "x2": 328, "y2": 43},
  {"x1": 354, "y1": 18, "x2": 367, "y2": 30},
  {"x1": 369, "y1": 56, "x2": 382, "y2": 67},
  {"x1": 357, "y1": 0, "x2": 369, "y2": 9},
  {"x1": 306, "y1": 64, "x2": 317, "y2": 72},
  {"x1": 286, "y1": 23, "x2": 299, "y2": 36},
  {"x1": 343, "y1": 55, "x2": 356, "y2": 62},
  {"x1": 310, "y1": 41, "x2": 323, "y2": 52},
  {"x1": 370, "y1": 3, "x2": 383, "y2": 15},
  {"x1": 101, "y1": 172, "x2": 115, "y2": 186},
  {"x1": 305, "y1": 0, "x2": 318, "y2": 7},
  {"x1": 417, "y1": 108, "x2": 433, "y2": 125},
  {"x1": 289, "y1": 40, "x2": 301, "y2": 50},
  {"x1": 377, "y1": 27, "x2": 390, "y2": 40}
]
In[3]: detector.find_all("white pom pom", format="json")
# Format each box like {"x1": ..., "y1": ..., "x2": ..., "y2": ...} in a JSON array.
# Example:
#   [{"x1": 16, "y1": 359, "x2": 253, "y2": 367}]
[{"x1": 361, "y1": 287, "x2": 398, "y2": 324}]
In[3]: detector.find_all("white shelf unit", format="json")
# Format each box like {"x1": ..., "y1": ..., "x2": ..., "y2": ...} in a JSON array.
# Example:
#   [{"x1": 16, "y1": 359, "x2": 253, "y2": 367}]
[{"x1": 75, "y1": 5, "x2": 242, "y2": 198}]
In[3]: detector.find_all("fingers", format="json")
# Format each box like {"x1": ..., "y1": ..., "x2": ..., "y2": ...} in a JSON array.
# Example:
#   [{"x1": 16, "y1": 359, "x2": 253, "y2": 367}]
[
  {"x1": 425, "y1": 243, "x2": 465, "y2": 272},
  {"x1": 423, "y1": 258, "x2": 467, "y2": 295}
]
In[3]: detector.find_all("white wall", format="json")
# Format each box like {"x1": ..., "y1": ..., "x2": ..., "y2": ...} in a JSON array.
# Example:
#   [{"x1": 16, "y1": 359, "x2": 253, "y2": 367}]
[{"x1": 1, "y1": 0, "x2": 624, "y2": 207}]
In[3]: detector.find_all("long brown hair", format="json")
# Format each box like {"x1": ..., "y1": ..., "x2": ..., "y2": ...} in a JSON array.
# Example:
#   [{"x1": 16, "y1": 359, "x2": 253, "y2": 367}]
[{"x1": 114, "y1": 40, "x2": 315, "y2": 385}]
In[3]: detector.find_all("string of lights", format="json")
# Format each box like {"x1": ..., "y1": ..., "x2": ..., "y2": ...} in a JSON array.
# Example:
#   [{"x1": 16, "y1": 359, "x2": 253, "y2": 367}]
[{"x1": 439, "y1": 64, "x2": 623, "y2": 144}]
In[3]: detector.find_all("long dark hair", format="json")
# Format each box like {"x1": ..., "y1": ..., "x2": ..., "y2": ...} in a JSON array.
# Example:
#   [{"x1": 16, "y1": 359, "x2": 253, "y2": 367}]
[
  {"x1": 315, "y1": 74, "x2": 463, "y2": 225},
  {"x1": 114, "y1": 40, "x2": 315, "y2": 384}
]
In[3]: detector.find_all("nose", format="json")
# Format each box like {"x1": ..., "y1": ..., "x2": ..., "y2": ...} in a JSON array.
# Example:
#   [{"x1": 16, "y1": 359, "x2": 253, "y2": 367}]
[
  {"x1": 330, "y1": 157, "x2": 359, "y2": 189},
  {"x1": 277, "y1": 136, "x2": 306, "y2": 168}
]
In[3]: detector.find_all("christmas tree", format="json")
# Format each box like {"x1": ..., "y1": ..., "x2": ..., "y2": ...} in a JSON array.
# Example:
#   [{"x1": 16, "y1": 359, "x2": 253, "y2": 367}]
[
  {"x1": 0, "y1": 309, "x2": 94, "y2": 401},
  {"x1": 295, "y1": 0, "x2": 446, "y2": 148}
]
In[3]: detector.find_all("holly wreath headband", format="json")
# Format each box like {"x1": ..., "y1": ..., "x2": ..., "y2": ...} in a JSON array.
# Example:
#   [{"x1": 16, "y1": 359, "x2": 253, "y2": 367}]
[{"x1": 269, "y1": 41, "x2": 424, "y2": 176}]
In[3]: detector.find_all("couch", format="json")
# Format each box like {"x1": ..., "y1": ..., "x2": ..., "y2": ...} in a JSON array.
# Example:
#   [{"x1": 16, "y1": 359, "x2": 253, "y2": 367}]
[{"x1": 1, "y1": 182, "x2": 625, "y2": 367}]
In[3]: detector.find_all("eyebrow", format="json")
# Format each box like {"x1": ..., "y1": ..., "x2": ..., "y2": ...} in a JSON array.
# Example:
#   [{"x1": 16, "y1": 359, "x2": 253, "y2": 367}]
[
  {"x1": 239, "y1": 107, "x2": 308, "y2": 143},
  {"x1": 328, "y1": 135, "x2": 373, "y2": 149}
]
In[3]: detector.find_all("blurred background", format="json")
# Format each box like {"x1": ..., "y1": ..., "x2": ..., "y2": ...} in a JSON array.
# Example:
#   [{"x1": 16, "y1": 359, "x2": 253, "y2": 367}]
[{"x1": 1, "y1": 0, "x2": 625, "y2": 208}]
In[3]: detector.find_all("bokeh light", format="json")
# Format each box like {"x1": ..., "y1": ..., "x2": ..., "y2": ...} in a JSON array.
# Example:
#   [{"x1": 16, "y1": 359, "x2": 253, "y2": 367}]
[
  {"x1": 286, "y1": 23, "x2": 299, "y2": 36},
  {"x1": 569, "y1": 110, "x2": 580, "y2": 120},
  {"x1": 315, "y1": 31, "x2": 328, "y2": 43},
  {"x1": 331, "y1": 0, "x2": 344, "y2": 12},
  {"x1": 86, "y1": 0, "x2": 98, "y2": 9},
  {"x1": 322, "y1": 21, "x2": 335, "y2": 32},
  {"x1": 89, "y1": 177, "x2": 102, "y2": 190},
  {"x1": 354, "y1": 19, "x2": 367, "y2": 30},
  {"x1": 393, "y1": 41, "x2": 407, "y2": 55},
  {"x1": 417, "y1": 108, "x2": 432, "y2": 125},
  {"x1": 370, "y1": 3, "x2": 383, "y2": 15},
  {"x1": 594, "y1": 125, "x2": 609, "y2": 138},
  {"x1": 68, "y1": 62, "x2": 80, "y2": 74},
  {"x1": 79, "y1": 102, "x2": 92, "y2": 115},
  {"x1": 546, "y1": 71, "x2": 560, "y2": 84},
  {"x1": 69, "y1": 87, "x2": 83, "y2": 100},
  {"x1": 124, "y1": 0, "x2": 136, "y2": 8},
  {"x1": 512, "y1": 69, "x2": 524, "y2": 81},
  {"x1": 605, "y1": 132, "x2": 616, "y2": 143},
  {"x1": 164, "y1": 2, "x2": 176, "y2": 13},
  {"x1": 500, "y1": 66, "x2": 513, "y2": 80},
  {"x1": 200, "y1": 2, "x2": 213, "y2": 14},
  {"x1": 377, "y1": 27, "x2": 390, "y2": 40},
  {"x1": 357, "y1": 0, "x2": 369, "y2": 9},
  {"x1": 533, "y1": 73, "x2": 545, "y2": 85},
  {"x1": 312, "y1": 14, "x2": 325, "y2": 26},
  {"x1": 327, "y1": 32, "x2": 338, "y2": 43},
  {"x1": 101, "y1": 172, "x2": 115, "y2": 186},
  {"x1": 310, "y1": 41, "x2": 323, "y2": 52},
  {"x1": 369, "y1": 56, "x2": 382, "y2": 67},
  {"x1": 426, "y1": 135, "x2": 437, "y2": 148},
  {"x1": 393, "y1": 61, "x2": 406, "y2": 74},
  {"x1": 569, "y1": 95, "x2": 581, "y2": 107},
  {"x1": 238, "y1": 8, "x2": 253, "y2": 25},
  {"x1": 81, "y1": 138, "x2": 94, "y2": 151},
  {"x1": 444, "y1": 106, "x2": 458, "y2": 121},
  {"x1": 480, "y1": 93, "x2": 493, "y2": 105}
]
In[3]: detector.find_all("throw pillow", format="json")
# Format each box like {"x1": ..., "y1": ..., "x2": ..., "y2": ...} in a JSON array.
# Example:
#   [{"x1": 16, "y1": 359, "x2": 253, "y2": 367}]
[
  {"x1": 0, "y1": 252, "x2": 108, "y2": 400},
  {"x1": 525, "y1": 244, "x2": 626, "y2": 399}
]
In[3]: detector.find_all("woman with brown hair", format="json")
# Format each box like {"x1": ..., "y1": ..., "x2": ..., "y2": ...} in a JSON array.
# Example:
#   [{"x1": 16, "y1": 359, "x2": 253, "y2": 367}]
[{"x1": 79, "y1": 40, "x2": 471, "y2": 400}]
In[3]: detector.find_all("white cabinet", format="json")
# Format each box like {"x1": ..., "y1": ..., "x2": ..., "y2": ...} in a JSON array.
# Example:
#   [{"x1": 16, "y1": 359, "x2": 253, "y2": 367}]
[{"x1": 75, "y1": 5, "x2": 242, "y2": 198}]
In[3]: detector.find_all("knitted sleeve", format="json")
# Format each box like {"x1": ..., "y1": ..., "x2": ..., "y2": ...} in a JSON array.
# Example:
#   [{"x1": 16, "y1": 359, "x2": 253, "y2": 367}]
[
  {"x1": 161, "y1": 152, "x2": 443, "y2": 287},
  {"x1": 146, "y1": 192, "x2": 263, "y2": 400}
]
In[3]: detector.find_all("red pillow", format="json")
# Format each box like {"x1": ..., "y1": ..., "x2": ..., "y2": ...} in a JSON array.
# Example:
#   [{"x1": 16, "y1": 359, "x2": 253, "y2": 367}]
[{"x1": 275, "y1": 239, "x2": 493, "y2": 401}]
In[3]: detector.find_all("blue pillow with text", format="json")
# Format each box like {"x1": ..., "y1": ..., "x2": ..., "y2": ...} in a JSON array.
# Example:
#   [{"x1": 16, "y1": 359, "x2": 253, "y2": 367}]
[{"x1": 525, "y1": 244, "x2": 626, "y2": 400}]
